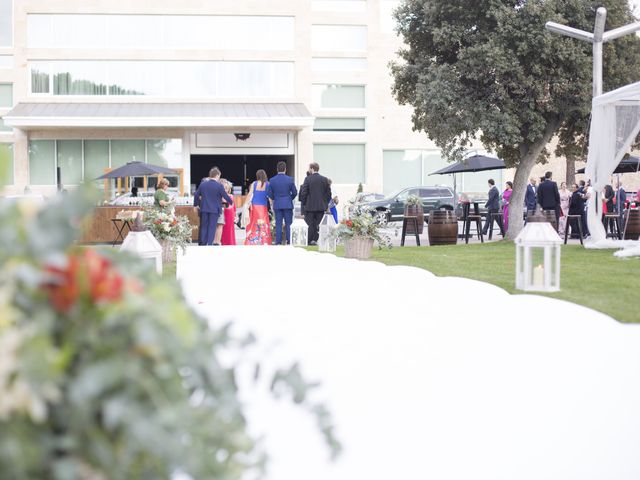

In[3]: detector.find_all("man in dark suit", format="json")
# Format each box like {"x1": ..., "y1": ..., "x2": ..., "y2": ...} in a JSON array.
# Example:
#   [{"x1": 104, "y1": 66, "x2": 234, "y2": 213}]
[
  {"x1": 525, "y1": 177, "x2": 538, "y2": 217},
  {"x1": 267, "y1": 161, "x2": 298, "y2": 245},
  {"x1": 299, "y1": 162, "x2": 331, "y2": 246},
  {"x1": 537, "y1": 171, "x2": 561, "y2": 227},
  {"x1": 482, "y1": 179, "x2": 500, "y2": 235},
  {"x1": 616, "y1": 181, "x2": 627, "y2": 231},
  {"x1": 194, "y1": 167, "x2": 233, "y2": 246},
  {"x1": 568, "y1": 183, "x2": 586, "y2": 238}
]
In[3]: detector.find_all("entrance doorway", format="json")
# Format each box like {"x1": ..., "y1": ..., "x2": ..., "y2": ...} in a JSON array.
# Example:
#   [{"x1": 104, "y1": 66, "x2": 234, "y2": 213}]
[{"x1": 190, "y1": 154, "x2": 295, "y2": 194}]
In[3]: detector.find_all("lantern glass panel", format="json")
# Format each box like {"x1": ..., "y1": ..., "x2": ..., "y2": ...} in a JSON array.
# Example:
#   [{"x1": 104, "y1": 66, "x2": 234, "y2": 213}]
[{"x1": 291, "y1": 224, "x2": 308, "y2": 247}]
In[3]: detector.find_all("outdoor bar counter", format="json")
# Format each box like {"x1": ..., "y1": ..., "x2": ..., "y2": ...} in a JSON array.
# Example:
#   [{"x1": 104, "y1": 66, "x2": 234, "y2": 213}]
[{"x1": 79, "y1": 206, "x2": 201, "y2": 244}]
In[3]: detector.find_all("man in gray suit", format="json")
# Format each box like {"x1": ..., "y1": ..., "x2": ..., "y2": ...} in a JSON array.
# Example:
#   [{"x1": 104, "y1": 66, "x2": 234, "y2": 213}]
[{"x1": 482, "y1": 179, "x2": 500, "y2": 235}]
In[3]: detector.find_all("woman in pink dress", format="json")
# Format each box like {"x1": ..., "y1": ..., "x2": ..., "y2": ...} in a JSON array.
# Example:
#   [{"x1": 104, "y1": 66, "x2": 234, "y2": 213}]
[
  {"x1": 221, "y1": 179, "x2": 236, "y2": 246},
  {"x1": 502, "y1": 181, "x2": 513, "y2": 232}
]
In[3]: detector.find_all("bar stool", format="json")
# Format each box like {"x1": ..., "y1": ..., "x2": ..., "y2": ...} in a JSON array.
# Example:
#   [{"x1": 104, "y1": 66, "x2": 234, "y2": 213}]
[
  {"x1": 603, "y1": 213, "x2": 621, "y2": 239},
  {"x1": 487, "y1": 212, "x2": 505, "y2": 240},
  {"x1": 462, "y1": 202, "x2": 484, "y2": 244},
  {"x1": 401, "y1": 216, "x2": 420, "y2": 246},
  {"x1": 563, "y1": 214, "x2": 584, "y2": 245}
]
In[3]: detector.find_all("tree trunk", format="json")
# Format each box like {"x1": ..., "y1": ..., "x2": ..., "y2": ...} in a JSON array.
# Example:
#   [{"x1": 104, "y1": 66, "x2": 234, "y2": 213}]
[
  {"x1": 507, "y1": 120, "x2": 560, "y2": 239},
  {"x1": 565, "y1": 154, "x2": 576, "y2": 188}
]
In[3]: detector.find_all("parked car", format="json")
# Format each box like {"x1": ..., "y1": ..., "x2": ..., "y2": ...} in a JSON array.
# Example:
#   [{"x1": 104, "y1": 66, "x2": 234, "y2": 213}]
[{"x1": 362, "y1": 186, "x2": 455, "y2": 222}]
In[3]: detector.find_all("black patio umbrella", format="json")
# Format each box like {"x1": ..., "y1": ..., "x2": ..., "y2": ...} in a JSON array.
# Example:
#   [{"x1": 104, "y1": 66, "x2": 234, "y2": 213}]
[
  {"x1": 576, "y1": 155, "x2": 640, "y2": 175},
  {"x1": 429, "y1": 154, "x2": 506, "y2": 201},
  {"x1": 429, "y1": 154, "x2": 506, "y2": 175},
  {"x1": 95, "y1": 161, "x2": 176, "y2": 180}
]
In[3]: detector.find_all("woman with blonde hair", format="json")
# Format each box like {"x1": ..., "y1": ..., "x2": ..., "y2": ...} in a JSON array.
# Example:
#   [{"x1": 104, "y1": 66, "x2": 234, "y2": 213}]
[
  {"x1": 154, "y1": 178, "x2": 171, "y2": 209},
  {"x1": 244, "y1": 170, "x2": 272, "y2": 245},
  {"x1": 221, "y1": 179, "x2": 237, "y2": 246}
]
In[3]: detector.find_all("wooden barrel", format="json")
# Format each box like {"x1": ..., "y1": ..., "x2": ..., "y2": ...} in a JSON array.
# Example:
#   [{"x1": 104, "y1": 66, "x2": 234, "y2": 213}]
[
  {"x1": 428, "y1": 210, "x2": 458, "y2": 245},
  {"x1": 623, "y1": 209, "x2": 640, "y2": 240}
]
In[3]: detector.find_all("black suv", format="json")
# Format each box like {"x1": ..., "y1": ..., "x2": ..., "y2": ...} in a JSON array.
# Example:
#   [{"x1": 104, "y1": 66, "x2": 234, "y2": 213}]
[{"x1": 363, "y1": 186, "x2": 455, "y2": 222}]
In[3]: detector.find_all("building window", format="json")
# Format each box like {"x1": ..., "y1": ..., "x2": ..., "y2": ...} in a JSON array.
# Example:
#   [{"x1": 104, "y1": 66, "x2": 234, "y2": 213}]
[
  {"x1": 382, "y1": 149, "x2": 503, "y2": 196},
  {"x1": 314, "y1": 117, "x2": 365, "y2": 132},
  {"x1": 312, "y1": 85, "x2": 365, "y2": 108},
  {"x1": 312, "y1": 1, "x2": 367, "y2": 13},
  {"x1": 0, "y1": 84, "x2": 12, "y2": 108},
  {"x1": 0, "y1": 143, "x2": 13, "y2": 185},
  {"x1": 312, "y1": 25, "x2": 367, "y2": 52},
  {"x1": 311, "y1": 57, "x2": 367, "y2": 72},
  {"x1": 29, "y1": 140, "x2": 56, "y2": 185},
  {"x1": 0, "y1": 117, "x2": 11, "y2": 132},
  {"x1": 0, "y1": 0, "x2": 11, "y2": 47},
  {"x1": 111, "y1": 140, "x2": 146, "y2": 169},
  {"x1": 147, "y1": 139, "x2": 183, "y2": 168},
  {"x1": 27, "y1": 14, "x2": 295, "y2": 51},
  {"x1": 382, "y1": 150, "x2": 423, "y2": 196},
  {"x1": 83, "y1": 140, "x2": 110, "y2": 181},
  {"x1": 0, "y1": 55, "x2": 13, "y2": 69},
  {"x1": 57, "y1": 140, "x2": 83, "y2": 186},
  {"x1": 29, "y1": 61, "x2": 295, "y2": 99},
  {"x1": 313, "y1": 144, "x2": 365, "y2": 184}
]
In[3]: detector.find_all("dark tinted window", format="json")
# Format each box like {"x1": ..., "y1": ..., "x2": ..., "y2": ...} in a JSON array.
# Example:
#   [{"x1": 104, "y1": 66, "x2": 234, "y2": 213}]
[{"x1": 420, "y1": 188, "x2": 441, "y2": 198}]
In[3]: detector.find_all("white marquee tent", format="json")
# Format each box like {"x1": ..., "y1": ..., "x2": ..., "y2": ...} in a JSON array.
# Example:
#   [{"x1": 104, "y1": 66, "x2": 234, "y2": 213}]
[{"x1": 586, "y1": 81, "x2": 640, "y2": 243}]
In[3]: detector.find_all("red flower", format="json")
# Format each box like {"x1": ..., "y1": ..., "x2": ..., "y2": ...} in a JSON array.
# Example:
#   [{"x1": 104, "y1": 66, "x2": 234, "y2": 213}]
[
  {"x1": 345, "y1": 220, "x2": 354, "y2": 228},
  {"x1": 44, "y1": 250, "x2": 126, "y2": 312}
]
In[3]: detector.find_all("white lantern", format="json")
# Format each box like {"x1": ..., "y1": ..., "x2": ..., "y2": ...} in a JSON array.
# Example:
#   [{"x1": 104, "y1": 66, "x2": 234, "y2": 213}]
[
  {"x1": 291, "y1": 218, "x2": 309, "y2": 247},
  {"x1": 515, "y1": 221, "x2": 562, "y2": 292},
  {"x1": 120, "y1": 230, "x2": 163, "y2": 274},
  {"x1": 318, "y1": 213, "x2": 337, "y2": 253}
]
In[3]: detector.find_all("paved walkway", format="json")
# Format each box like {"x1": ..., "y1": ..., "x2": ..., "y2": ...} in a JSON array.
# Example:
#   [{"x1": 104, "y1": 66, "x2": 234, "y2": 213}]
[{"x1": 177, "y1": 246, "x2": 640, "y2": 480}]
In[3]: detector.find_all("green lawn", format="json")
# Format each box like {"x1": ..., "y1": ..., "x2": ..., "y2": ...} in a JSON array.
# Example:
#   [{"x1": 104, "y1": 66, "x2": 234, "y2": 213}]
[{"x1": 336, "y1": 242, "x2": 639, "y2": 324}]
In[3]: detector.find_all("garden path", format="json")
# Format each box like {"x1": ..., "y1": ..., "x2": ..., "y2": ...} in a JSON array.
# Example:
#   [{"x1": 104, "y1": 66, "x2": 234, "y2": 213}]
[{"x1": 178, "y1": 246, "x2": 640, "y2": 480}]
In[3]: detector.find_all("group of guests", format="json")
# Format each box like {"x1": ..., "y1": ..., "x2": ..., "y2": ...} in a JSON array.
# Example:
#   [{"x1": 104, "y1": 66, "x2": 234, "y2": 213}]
[
  {"x1": 192, "y1": 167, "x2": 236, "y2": 246},
  {"x1": 192, "y1": 161, "x2": 336, "y2": 246}
]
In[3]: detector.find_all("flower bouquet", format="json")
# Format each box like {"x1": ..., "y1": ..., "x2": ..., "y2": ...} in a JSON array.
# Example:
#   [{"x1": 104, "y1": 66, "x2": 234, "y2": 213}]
[
  {"x1": 331, "y1": 205, "x2": 393, "y2": 258},
  {"x1": 0, "y1": 187, "x2": 340, "y2": 479},
  {"x1": 142, "y1": 206, "x2": 194, "y2": 260}
]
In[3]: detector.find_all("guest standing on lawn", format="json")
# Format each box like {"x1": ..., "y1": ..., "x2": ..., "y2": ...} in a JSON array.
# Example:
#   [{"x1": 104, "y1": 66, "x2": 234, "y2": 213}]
[
  {"x1": 267, "y1": 161, "x2": 297, "y2": 245},
  {"x1": 537, "y1": 171, "x2": 561, "y2": 227},
  {"x1": 502, "y1": 181, "x2": 513, "y2": 232},
  {"x1": 299, "y1": 162, "x2": 331, "y2": 246},
  {"x1": 194, "y1": 167, "x2": 233, "y2": 246},
  {"x1": 244, "y1": 170, "x2": 272, "y2": 245},
  {"x1": 558, "y1": 181, "x2": 571, "y2": 234},
  {"x1": 482, "y1": 179, "x2": 500, "y2": 236}
]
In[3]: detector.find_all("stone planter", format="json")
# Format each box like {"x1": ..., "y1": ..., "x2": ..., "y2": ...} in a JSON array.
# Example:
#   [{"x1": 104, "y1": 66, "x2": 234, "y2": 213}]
[
  {"x1": 160, "y1": 239, "x2": 176, "y2": 263},
  {"x1": 403, "y1": 204, "x2": 424, "y2": 234},
  {"x1": 344, "y1": 236, "x2": 374, "y2": 260}
]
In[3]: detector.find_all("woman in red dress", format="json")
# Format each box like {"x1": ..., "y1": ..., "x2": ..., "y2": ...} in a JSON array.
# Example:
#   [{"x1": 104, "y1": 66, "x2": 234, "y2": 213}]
[
  {"x1": 244, "y1": 170, "x2": 272, "y2": 245},
  {"x1": 221, "y1": 179, "x2": 237, "y2": 246}
]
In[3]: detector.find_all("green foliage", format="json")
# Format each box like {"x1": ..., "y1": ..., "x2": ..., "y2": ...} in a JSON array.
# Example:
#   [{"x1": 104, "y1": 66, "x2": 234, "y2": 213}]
[
  {"x1": 405, "y1": 194, "x2": 422, "y2": 206},
  {"x1": 142, "y1": 205, "x2": 194, "y2": 253},
  {"x1": 356, "y1": 182, "x2": 363, "y2": 194},
  {"x1": 390, "y1": 0, "x2": 640, "y2": 163},
  {"x1": 0, "y1": 186, "x2": 339, "y2": 479},
  {"x1": 332, "y1": 205, "x2": 394, "y2": 249}
]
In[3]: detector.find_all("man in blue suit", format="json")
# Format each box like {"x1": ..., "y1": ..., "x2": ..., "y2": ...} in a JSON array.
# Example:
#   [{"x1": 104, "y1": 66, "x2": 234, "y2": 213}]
[
  {"x1": 194, "y1": 167, "x2": 233, "y2": 246},
  {"x1": 267, "y1": 161, "x2": 297, "y2": 245}
]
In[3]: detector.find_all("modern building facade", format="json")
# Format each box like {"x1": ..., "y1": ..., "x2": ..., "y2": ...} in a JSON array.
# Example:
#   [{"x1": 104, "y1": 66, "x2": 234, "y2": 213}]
[{"x1": 0, "y1": 0, "x2": 502, "y2": 206}]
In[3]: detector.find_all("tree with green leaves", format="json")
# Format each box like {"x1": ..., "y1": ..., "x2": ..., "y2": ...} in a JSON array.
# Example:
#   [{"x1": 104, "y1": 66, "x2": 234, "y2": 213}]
[{"x1": 391, "y1": 0, "x2": 640, "y2": 237}]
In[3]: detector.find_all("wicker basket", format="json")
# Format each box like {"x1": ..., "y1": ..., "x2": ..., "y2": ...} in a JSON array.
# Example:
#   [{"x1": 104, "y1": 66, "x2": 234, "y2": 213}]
[
  {"x1": 344, "y1": 236, "x2": 374, "y2": 260},
  {"x1": 160, "y1": 239, "x2": 176, "y2": 263}
]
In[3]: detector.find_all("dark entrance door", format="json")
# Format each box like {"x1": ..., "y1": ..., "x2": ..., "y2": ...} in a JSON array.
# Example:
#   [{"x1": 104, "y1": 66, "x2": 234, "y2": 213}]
[{"x1": 190, "y1": 154, "x2": 294, "y2": 194}]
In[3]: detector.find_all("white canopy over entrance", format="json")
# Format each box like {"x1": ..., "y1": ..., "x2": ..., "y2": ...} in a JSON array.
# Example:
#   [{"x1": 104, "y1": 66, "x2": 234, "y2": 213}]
[{"x1": 586, "y1": 81, "x2": 640, "y2": 242}]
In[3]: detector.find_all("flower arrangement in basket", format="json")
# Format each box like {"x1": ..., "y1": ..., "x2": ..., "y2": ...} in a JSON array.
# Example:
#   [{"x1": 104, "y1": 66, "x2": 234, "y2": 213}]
[
  {"x1": 331, "y1": 205, "x2": 394, "y2": 258},
  {"x1": 0, "y1": 187, "x2": 340, "y2": 479},
  {"x1": 405, "y1": 194, "x2": 421, "y2": 206},
  {"x1": 142, "y1": 206, "x2": 194, "y2": 255}
]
